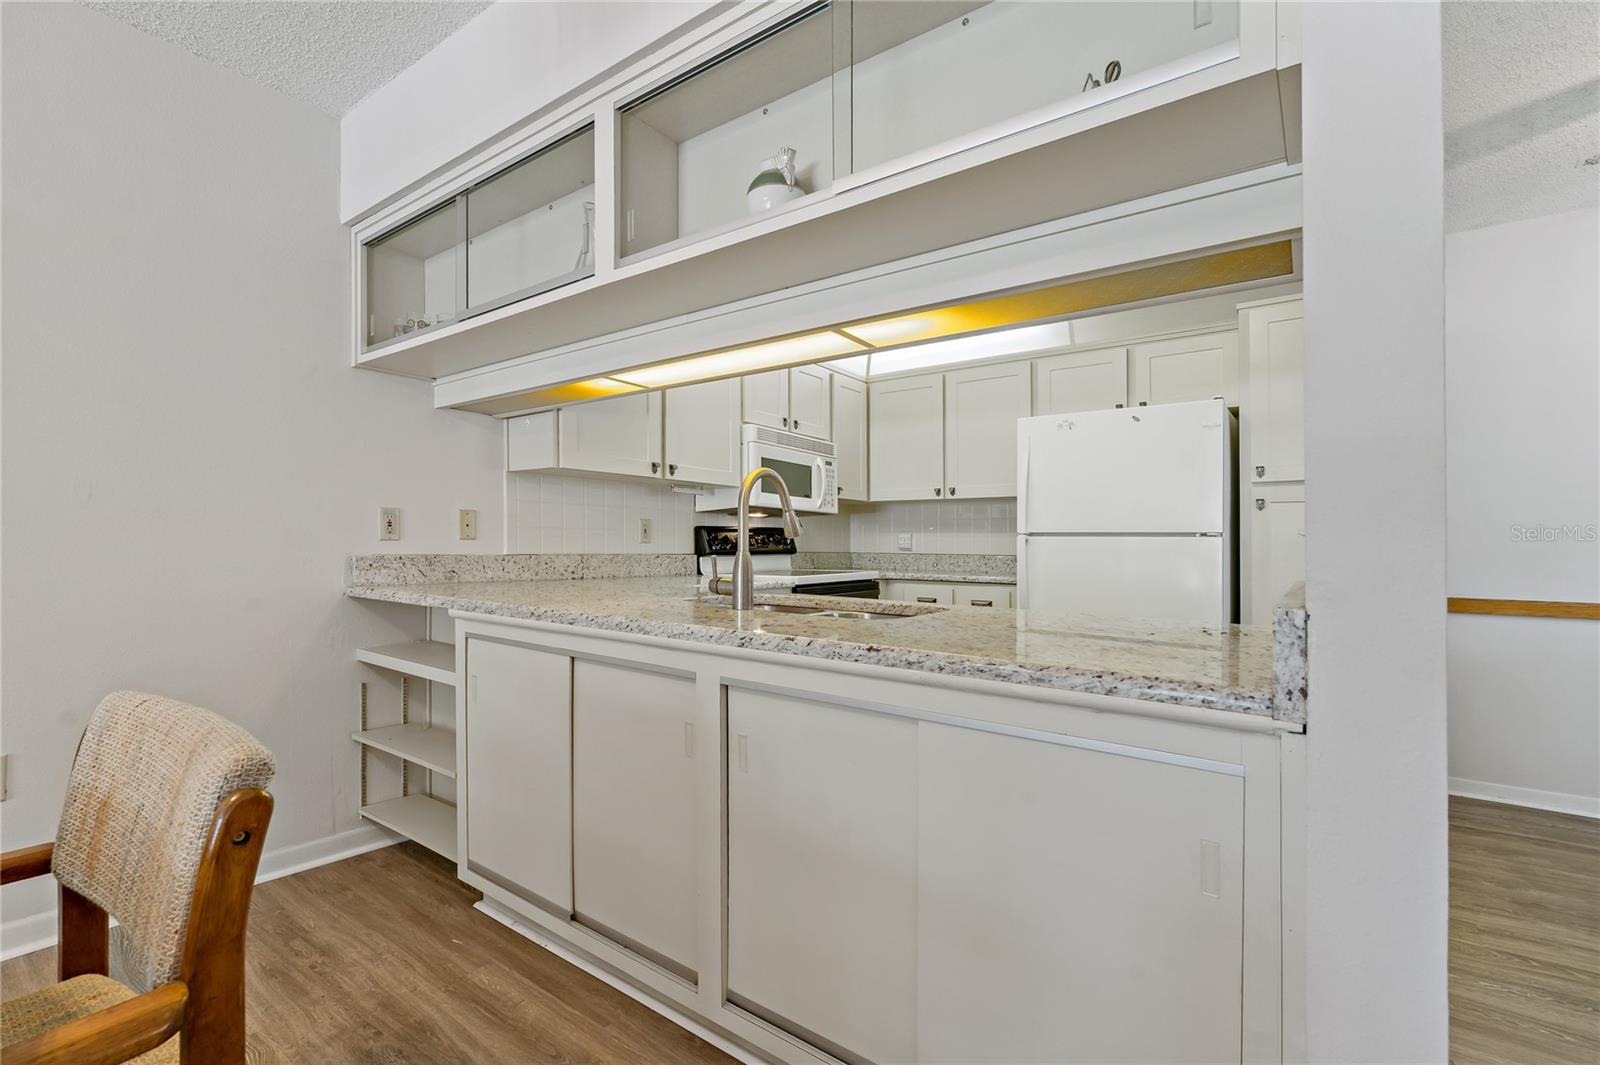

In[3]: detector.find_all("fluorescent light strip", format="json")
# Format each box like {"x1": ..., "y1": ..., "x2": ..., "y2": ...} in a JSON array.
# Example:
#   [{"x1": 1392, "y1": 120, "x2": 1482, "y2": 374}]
[{"x1": 611, "y1": 331, "x2": 867, "y2": 389}]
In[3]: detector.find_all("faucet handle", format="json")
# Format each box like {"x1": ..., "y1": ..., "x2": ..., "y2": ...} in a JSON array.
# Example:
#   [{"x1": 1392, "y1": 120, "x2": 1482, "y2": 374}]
[{"x1": 708, "y1": 554, "x2": 732, "y2": 597}]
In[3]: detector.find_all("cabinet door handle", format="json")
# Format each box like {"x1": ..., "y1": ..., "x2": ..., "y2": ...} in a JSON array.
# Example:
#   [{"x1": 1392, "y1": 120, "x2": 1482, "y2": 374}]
[
  {"x1": 1256, "y1": 498, "x2": 1266, "y2": 511},
  {"x1": 1256, "y1": 465, "x2": 1266, "y2": 478},
  {"x1": 948, "y1": 487, "x2": 957, "y2": 497},
  {"x1": 669, "y1": 463, "x2": 678, "y2": 476},
  {"x1": 916, "y1": 596, "x2": 938, "y2": 604},
  {"x1": 736, "y1": 733, "x2": 749, "y2": 773},
  {"x1": 971, "y1": 599, "x2": 994, "y2": 607},
  {"x1": 782, "y1": 417, "x2": 790, "y2": 428},
  {"x1": 651, "y1": 461, "x2": 660, "y2": 474},
  {"x1": 934, "y1": 488, "x2": 942, "y2": 497}
]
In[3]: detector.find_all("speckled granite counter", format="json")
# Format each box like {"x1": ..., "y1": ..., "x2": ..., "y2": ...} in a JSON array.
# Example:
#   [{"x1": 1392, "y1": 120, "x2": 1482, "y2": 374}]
[{"x1": 348, "y1": 572, "x2": 1304, "y2": 725}]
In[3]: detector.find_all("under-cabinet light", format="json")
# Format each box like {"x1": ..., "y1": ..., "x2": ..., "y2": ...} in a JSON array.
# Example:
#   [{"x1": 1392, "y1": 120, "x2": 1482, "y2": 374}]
[
  {"x1": 868, "y1": 321, "x2": 1076, "y2": 377},
  {"x1": 845, "y1": 241, "x2": 1296, "y2": 351},
  {"x1": 611, "y1": 331, "x2": 867, "y2": 389}
]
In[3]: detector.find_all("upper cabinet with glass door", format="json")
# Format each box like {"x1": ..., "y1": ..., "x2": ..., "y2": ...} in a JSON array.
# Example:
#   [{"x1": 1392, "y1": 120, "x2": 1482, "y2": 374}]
[
  {"x1": 362, "y1": 124, "x2": 597, "y2": 353},
  {"x1": 618, "y1": 2, "x2": 840, "y2": 260},
  {"x1": 844, "y1": 1, "x2": 1241, "y2": 178}
]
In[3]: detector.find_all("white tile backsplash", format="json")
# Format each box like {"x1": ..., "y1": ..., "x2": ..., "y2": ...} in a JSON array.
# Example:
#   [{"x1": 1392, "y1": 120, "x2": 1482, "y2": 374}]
[
  {"x1": 507, "y1": 471, "x2": 855, "y2": 555},
  {"x1": 847, "y1": 499, "x2": 1017, "y2": 555}
]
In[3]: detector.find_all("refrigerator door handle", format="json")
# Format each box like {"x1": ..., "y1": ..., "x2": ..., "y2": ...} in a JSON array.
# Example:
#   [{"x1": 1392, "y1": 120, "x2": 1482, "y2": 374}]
[
  {"x1": 1016, "y1": 536, "x2": 1028, "y2": 610},
  {"x1": 1017, "y1": 438, "x2": 1030, "y2": 533}
]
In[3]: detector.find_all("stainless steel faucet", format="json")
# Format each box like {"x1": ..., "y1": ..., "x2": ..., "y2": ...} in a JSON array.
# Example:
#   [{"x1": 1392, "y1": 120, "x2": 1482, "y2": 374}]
[{"x1": 707, "y1": 466, "x2": 804, "y2": 611}]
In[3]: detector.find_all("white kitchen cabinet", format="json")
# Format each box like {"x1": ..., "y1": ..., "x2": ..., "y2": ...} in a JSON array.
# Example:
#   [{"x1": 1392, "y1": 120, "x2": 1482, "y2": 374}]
[
  {"x1": 741, "y1": 370, "x2": 789, "y2": 432},
  {"x1": 1130, "y1": 330, "x2": 1239, "y2": 407},
  {"x1": 463, "y1": 639, "x2": 572, "y2": 915},
  {"x1": 943, "y1": 362, "x2": 1032, "y2": 499},
  {"x1": 869, "y1": 373, "x2": 945, "y2": 501},
  {"x1": 787, "y1": 364, "x2": 832, "y2": 441},
  {"x1": 572, "y1": 659, "x2": 699, "y2": 979},
  {"x1": 881, "y1": 580, "x2": 956, "y2": 605},
  {"x1": 743, "y1": 365, "x2": 832, "y2": 440},
  {"x1": 953, "y1": 584, "x2": 1015, "y2": 608},
  {"x1": 1242, "y1": 297, "x2": 1305, "y2": 483},
  {"x1": 664, "y1": 378, "x2": 740, "y2": 486},
  {"x1": 831, "y1": 373, "x2": 868, "y2": 501},
  {"x1": 1032, "y1": 346, "x2": 1129, "y2": 414},
  {"x1": 507, "y1": 411, "x2": 558, "y2": 471},
  {"x1": 916, "y1": 722, "x2": 1245, "y2": 1064},
  {"x1": 558, "y1": 392, "x2": 663, "y2": 478},
  {"x1": 726, "y1": 688, "x2": 917, "y2": 1064},
  {"x1": 1246, "y1": 482, "x2": 1306, "y2": 624}
]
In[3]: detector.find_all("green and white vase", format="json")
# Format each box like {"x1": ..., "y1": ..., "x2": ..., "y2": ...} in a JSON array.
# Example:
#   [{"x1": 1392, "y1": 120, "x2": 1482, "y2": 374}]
[{"x1": 747, "y1": 147, "x2": 804, "y2": 213}]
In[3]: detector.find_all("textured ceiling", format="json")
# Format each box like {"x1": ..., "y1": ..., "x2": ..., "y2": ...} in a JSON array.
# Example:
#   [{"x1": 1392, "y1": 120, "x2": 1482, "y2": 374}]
[
  {"x1": 1444, "y1": 1, "x2": 1600, "y2": 232},
  {"x1": 82, "y1": 1, "x2": 493, "y2": 116}
]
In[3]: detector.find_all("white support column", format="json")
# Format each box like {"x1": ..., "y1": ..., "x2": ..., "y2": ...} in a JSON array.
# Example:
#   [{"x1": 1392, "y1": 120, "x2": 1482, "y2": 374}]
[{"x1": 1301, "y1": 2, "x2": 1449, "y2": 1062}]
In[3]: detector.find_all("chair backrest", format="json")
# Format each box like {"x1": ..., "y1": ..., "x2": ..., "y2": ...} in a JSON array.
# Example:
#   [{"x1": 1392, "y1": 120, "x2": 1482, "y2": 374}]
[{"x1": 52, "y1": 691, "x2": 275, "y2": 992}]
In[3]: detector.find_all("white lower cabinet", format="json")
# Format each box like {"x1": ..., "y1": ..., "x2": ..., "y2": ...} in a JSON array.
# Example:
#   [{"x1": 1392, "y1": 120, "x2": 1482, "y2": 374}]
[
  {"x1": 953, "y1": 584, "x2": 1014, "y2": 608},
  {"x1": 463, "y1": 638, "x2": 572, "y2": 914},
  {"x1": 916, "y1": 722, "x2": 1245, "y2": 1064},
  {"x1": 572, "y1": 660, "x2": 699, "y2": 979},
  {"x1": 880, "y1": 580, "x2": 956, "y2": 605},
  {"x1": 726, "y1": 689, "x2": 918, "y2": 1064}
]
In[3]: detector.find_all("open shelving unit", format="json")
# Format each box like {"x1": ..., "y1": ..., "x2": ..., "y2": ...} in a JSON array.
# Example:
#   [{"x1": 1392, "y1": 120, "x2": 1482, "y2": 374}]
[{"x1": 355, "y1": 637, "x2": 458, "y2": 861}]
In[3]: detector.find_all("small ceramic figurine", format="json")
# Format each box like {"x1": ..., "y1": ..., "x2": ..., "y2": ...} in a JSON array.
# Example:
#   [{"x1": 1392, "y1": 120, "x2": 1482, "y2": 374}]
[{"x1": 747, "y1": 147, "x2": 804, "y2": 214}]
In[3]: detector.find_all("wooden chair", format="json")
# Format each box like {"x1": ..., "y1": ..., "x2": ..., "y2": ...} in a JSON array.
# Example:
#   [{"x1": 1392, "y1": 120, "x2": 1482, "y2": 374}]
[{"x1": 0, "y1": 691, "x2": 275, "y2": 1064}]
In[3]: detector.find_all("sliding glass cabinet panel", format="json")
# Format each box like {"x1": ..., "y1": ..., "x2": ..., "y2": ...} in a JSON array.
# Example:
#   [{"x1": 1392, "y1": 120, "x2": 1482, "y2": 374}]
[
  {"x1": 363, "y1": 198, "x2": 463, "y2": 349},
  {"x1": 618, "y1": 2, "x2": 838, "y2": 259},
  {"x1": 466, "y1": 125, "x2": 597, "y2": 312},
  {"x1": 845, "y1": 1, "x2": 1241, "y2": 175}
]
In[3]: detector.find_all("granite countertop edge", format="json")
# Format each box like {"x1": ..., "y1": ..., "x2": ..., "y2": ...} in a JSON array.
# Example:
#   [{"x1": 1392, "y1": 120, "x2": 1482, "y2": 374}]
[{"x1": 348, "y1": 583, "x2": 1277, "y2": 720}]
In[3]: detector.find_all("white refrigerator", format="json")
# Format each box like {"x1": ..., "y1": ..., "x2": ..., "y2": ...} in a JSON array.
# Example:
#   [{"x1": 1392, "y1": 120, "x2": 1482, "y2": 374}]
[{"x1": 1017, "y1": 398, "x2": 1236, "y2": 625}]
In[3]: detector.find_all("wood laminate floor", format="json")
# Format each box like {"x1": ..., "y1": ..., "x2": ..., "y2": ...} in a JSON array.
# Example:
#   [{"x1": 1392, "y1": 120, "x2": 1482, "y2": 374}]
[
  {"x1": 1449, "y1": 797, "x2": 1600, "y2": 1065},
  {"x1": 0, "y1": 842, "x2": 734, "y2": 1064},
  {"x1": 3, "y1": 800, "x2": 1596, "y2": 1063}
]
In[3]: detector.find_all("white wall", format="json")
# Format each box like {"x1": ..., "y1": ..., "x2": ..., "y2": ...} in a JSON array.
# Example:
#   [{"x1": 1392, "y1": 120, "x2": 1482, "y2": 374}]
[
  {"x1": 0, "y1": 3, "x2": 505, "y2": 954},
  {"x1": 340, "y1": 0, "x2": 715, "y2": 222},
  {"x1": 1445, "y1": 207, "x2": 1600, "y2": 815},
  {"x1": 1301, "y1": 2, "x2": 1450, "y2": 1061}
]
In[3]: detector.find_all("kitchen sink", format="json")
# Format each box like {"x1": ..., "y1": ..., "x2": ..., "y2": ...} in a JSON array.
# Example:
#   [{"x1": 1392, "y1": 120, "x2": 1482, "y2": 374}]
[
  {"x1": 809, "y1": 609, "x2": 910, "y2": 620},
  {"x1": 691, "y1": 597, "x2": 920, "y2": 620},
  {"x1": 744, "y1": 603, "x2": 830, "y2": 614}
]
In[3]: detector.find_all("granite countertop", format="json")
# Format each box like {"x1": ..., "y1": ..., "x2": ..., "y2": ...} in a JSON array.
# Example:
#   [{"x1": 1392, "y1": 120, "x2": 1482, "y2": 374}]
[
  {"x1": 868, "y1": 571, "x2": 1017, "y2": 585},
  {"x1": 348, "y1": 572, "x2": 1302, "y2": 724}
]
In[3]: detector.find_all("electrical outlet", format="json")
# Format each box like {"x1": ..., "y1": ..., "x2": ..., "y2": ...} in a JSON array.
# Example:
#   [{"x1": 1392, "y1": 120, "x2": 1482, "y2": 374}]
[
  {"x1": 459, "y1": 509, "x2": 478, "y2": 541},
  {"x1": 639, "y1": 517, "x2": 653, "y2": 544},
  {"x1": 380, "y1": 507, "x2": 402, "y2": 541},
  {"x1": 897, "y1": 532, "x2": 914, "y2": 551}
]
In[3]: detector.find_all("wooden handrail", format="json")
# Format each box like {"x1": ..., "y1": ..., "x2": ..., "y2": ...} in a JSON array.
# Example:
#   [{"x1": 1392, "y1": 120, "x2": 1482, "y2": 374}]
[{"x1": 1448, "y1": 598, "x2": 1600, "y2": 620}]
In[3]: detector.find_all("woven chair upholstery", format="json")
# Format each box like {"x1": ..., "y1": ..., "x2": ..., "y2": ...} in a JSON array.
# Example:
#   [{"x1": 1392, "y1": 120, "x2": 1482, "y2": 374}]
[
  {"x1": 1, "y1": 975, "x2": 178, "y2": 1063},
  {"x1": 51, "y1": 691, "x2": 275, "y2": 993}
]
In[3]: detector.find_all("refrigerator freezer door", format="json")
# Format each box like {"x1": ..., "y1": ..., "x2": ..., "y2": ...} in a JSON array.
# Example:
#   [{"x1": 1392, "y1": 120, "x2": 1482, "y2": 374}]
[
  {"x1": 1017, "y1": 400, "x2": 1230, "y2": 534},
  {"x1": 1018, "y1": 535, "x2": 1229, "y2": 625}
]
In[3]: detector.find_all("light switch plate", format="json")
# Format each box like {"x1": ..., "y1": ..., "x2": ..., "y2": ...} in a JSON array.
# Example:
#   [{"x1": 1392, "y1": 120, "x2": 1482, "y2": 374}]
[
  {"x1": 639, "y1": 517, "x2": 653, "y2": 544},
  {"x1": 458, "y1": 509, "x2": 477, "y2": 541},
  {"x1": 1194, "y1": 0, "x2": 1213, "y2": 28},
  {"x1": 897, "y1": 532, "x2": 914, "y2": 551},
  {"x1": 380, "y1": 507, "x2": 402, "y2": 541}
]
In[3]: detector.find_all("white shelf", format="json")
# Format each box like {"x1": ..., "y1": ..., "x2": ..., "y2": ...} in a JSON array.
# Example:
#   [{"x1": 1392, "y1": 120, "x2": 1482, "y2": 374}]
[
  {"x1": 356, "y1": 640, "x2": 456, "y2": 685},
  {"x1": 360, "y1": 794, "x2": 456, "y2": 861},
  {"x1": 352, "y1": 723, "x2": 456, "y2": 778}
]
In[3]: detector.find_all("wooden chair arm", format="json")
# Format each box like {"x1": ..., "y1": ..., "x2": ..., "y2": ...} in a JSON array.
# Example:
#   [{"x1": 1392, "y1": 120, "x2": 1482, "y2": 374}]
[
  {"x1": 1, "y1": 842, "x2": 54, "y2": 884},
  {"x1": 0, "y1": 981, "x2": 187, "y2": 1065}
]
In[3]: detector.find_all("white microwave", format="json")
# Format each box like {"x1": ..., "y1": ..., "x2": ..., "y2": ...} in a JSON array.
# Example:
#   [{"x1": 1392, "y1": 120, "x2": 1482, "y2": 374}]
[{"x1": 695, "y1": 425, "x2": 838, "y2": 514}]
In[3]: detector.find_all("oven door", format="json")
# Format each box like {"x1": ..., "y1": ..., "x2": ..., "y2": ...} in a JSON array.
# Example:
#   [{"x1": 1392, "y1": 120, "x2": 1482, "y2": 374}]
[{"x1": 743, "y1": 442, "x2": 835, "y2": 513}]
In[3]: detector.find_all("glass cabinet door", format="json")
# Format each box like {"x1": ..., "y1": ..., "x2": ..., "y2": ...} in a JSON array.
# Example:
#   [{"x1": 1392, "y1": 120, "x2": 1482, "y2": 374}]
[
  {"x1": 618, "y1": 1, "x2": 838, "y2": 259},
  {"x1": 843, "y1": 1, "x2": 1241, "y2": 176},
  {"x1": 363, "y1": 198, "x2": 463, "y2": 349},
  {"x1": 466, "y1": 125, "x2": 596, "y2": 313}
]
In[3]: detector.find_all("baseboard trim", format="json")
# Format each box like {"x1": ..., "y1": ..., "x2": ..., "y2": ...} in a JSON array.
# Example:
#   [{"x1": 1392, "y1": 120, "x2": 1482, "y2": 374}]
[
  {"x1": 1450, "y1": 777, "x2": 1600, "y2": 819},
  {"x1": 1, "y1": 823, "x2": 401, "y2": 961},
  {"x1": 473, "y1": 900, "x2": 764, "y2": 1065}
]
